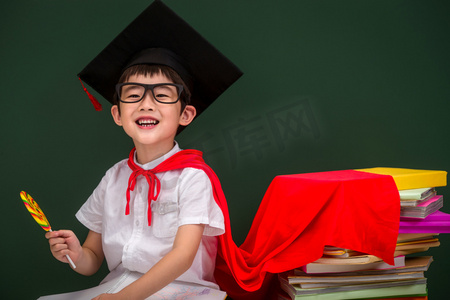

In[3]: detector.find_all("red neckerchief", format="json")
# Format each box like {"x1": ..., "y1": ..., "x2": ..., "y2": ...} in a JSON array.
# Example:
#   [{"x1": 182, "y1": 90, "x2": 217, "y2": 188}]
[
  {"x1": 126, "y1": 147, "x2": 212, "y2": 226},
  {"x1": 126, "y1": 147, "x2": 400, "y2": 300}
]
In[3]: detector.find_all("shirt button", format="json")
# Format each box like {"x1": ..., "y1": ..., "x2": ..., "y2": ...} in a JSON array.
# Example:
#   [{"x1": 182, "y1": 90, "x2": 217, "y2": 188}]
[{"x1": 136, "y1": 220, "x2": 140, "y2": 226}]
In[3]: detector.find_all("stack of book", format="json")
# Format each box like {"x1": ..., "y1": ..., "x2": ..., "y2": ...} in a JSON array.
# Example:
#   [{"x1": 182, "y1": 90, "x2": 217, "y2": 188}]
[
  {"x1": 400, "y1": 188, "x2": 442, "y2": 218},
  {"x1": 278, "y1": 168, "x2": 448, "y2": 300},
  {"x1": 278, "y1": 245, "x2": 431, "y2": 299}
]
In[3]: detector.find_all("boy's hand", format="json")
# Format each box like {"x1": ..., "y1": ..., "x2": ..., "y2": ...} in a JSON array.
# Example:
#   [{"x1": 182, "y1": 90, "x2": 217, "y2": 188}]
[{"x1": 45, "y1": 230, "x2": 82, "y2": 265}]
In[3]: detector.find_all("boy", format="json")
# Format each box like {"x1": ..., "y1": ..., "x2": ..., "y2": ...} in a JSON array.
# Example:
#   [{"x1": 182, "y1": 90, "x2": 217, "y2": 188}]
[{"x1": 45, "y1": 1, "x2": 242, "y2": 299}]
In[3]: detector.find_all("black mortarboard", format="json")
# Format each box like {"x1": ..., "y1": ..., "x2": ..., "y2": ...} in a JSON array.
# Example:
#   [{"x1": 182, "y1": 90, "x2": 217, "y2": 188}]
[{"x1": 78, "y1": 0, "x2": 242, "y2": 118}]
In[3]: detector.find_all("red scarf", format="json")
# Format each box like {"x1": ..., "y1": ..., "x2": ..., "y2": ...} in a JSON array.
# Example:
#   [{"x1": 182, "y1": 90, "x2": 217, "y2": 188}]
[
  {"x1": 126, "y1": 148, "x2": 400, "y2": 300},
  {"x1": 126, "y1": 148, "x2": 216, "y2": 226}
]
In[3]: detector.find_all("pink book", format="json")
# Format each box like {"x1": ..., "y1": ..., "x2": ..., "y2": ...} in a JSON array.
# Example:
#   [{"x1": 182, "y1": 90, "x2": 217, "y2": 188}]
[
  {"x1": 399, "y1": 210, "x2": 450, "y2": 233},
  {"x1": 400, "y1": 195, "x2": 443, "y2": 218}
]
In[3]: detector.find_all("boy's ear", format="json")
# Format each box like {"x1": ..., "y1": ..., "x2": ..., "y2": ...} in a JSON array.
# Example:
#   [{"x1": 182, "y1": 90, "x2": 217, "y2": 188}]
[
  {"x1": 179, "y1": 105, "x2": 196, "y2": 126},
  {"x1": 111, "y1": 105, "x2": 122, "y2": 126}
]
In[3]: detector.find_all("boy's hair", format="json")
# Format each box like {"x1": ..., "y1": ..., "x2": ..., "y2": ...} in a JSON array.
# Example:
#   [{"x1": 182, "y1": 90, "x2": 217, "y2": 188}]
[{"x1": 113, "y1": 64, "x2": 192, "y2": 112}]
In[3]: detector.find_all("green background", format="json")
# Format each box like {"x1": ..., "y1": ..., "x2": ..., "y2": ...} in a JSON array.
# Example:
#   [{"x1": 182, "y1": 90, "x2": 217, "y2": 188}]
[{"x1": 2, "y1": 0, "x2": 449, "y2": 298}]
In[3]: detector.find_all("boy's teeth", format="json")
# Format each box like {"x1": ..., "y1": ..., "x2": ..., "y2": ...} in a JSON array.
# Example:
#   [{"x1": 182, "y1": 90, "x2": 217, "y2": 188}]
[{"x1": 138, "y1": 119, "x2": 158, "y2": 125}]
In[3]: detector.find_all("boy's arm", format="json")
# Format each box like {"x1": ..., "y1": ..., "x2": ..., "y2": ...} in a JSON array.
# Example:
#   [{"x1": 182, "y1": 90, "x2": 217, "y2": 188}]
[
  {"x1": 93, "y1": 223, "x2": 205, "y2": 300},
  {"x1": 75, "y1": 230, "x2": 105, "y2": 275},
  {"x1": 46, "y1": 230, "x2": 104, "y2": 276}
]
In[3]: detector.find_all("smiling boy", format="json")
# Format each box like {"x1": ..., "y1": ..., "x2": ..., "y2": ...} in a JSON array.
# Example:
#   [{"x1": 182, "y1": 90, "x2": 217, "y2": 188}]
[{"x1": 44, "y1": 1, "x2": 242, "y2": 299}]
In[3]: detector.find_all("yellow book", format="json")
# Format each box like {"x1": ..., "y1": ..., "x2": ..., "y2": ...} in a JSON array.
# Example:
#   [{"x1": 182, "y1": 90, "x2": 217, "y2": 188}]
[{"x1": 356, "y1": 167, "x2": 447, "y2": 190}]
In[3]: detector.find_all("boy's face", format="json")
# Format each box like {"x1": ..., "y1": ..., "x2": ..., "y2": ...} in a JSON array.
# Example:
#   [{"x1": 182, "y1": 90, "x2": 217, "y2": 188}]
[{"x1": 111, "y1": 72, "x2": 196, "y2": 153}]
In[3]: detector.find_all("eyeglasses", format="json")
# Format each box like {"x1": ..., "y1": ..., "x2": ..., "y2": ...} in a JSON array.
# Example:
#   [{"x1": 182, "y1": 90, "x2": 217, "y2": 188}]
[{"x1": 115, "y1": 82, "x2": 184, "y2": 104}]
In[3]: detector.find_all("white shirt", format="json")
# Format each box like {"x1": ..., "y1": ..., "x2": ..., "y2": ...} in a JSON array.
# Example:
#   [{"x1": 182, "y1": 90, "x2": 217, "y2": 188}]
[{"x1": 76, "y1": 143, "x2": 225, "y2": 288}]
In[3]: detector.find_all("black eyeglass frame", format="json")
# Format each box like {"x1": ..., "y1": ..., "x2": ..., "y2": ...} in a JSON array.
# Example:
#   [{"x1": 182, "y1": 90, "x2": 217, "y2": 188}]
[{"x1": 115, "y1": 82, "x2": 184, "y2": 104}]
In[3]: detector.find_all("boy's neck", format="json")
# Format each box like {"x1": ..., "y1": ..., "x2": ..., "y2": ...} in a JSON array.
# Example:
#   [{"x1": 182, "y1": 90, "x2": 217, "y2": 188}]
[{"x1": 134, "y1": 141, "x2": 176, "y2": 165}]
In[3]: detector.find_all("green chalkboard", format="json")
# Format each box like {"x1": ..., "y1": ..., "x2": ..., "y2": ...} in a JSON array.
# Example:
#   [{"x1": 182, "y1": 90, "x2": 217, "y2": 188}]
[{"x1": 2, "y1": 0, "x2": 449, "y2": 299}]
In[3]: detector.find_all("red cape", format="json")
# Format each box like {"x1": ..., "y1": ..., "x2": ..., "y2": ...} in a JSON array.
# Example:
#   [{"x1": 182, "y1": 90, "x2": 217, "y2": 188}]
[{"x1": 151, "y1": 150, "x2": 400, "y2": 299}]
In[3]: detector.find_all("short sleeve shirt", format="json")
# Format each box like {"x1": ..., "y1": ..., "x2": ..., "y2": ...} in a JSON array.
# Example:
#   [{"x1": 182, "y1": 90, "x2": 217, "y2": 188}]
[{"x1": 76, "y1": 143, "x2": 225, "y2": 288}]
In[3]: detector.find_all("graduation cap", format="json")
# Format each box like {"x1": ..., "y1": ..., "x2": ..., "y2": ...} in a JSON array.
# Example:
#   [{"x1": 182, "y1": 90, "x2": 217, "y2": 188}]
[{"x1": 78, "y1": 0, "x2": 242, "y2": 119}]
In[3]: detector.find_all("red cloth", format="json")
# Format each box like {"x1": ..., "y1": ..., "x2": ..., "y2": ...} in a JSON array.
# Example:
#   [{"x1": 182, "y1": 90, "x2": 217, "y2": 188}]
[
  {"x1": 216, "y1": 170, "x2": 400, "y2": 299},
  {"x1": 128, "y1": 149, "x2": 400, "y2": 299}
]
